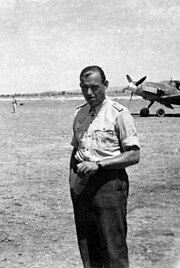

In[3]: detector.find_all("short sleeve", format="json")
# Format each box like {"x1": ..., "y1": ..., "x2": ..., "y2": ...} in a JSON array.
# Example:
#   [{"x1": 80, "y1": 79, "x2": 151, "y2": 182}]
[{"x1": 116, "y1": 108, "x2": 140, "y2": 151}]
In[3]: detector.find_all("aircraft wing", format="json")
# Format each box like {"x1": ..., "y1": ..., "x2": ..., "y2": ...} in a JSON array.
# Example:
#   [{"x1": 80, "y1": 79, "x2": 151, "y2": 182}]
[{"x1": 160, "y1": 94, "x2": 180, "y2": 105}]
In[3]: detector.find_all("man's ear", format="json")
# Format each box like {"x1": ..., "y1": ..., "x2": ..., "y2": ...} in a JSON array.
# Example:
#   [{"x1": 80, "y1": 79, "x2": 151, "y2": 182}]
[{"x1": 104, "y1": 80, "x2": 109, "y2": 88}]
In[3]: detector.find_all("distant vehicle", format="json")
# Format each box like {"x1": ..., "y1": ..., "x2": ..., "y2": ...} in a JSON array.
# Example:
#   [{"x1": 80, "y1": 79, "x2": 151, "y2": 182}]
[{"x1": 123, "y1": 75, "x2": 180, "y2": 117}]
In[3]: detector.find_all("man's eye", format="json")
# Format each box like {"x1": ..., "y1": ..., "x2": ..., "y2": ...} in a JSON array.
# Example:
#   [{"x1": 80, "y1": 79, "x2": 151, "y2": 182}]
[
  {"x1": 91, "y1": 86, "x2": 99, "y2": 91},
  {"x1": 81, "y1": 85, "x2": 99, "y2": 91},
  {"x1": 81, "y1": 86, "x2": 88, "y2": 90}
]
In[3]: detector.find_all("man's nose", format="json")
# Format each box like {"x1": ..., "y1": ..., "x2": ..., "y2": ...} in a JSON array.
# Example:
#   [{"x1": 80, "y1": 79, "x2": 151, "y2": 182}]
[{"x1": 87, "y1": 87, "x2": 93, "y2": 95}]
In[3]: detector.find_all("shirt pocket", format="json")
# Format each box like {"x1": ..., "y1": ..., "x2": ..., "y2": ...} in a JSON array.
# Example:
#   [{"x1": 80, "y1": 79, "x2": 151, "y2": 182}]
[{"x1": 93, "y1": 127, "x2": 119, "y2": 150}]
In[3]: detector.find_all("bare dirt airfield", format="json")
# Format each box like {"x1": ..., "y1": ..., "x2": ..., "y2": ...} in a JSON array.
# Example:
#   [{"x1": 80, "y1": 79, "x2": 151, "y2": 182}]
[{"x1": 0, "y1": 97, "x2": 179, "y2": 268}]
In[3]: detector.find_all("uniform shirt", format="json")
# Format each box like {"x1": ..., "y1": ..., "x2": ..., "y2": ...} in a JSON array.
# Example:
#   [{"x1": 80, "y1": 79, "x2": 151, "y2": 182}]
[{"x1": 71, "y1": 97, "x2": 140, "y2": 162}]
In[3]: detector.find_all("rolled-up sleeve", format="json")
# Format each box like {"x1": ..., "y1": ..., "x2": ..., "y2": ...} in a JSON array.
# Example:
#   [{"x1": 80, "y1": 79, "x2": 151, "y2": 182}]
[{"x1": 116, "y1": 109, "x2": 140, "y2": 151}]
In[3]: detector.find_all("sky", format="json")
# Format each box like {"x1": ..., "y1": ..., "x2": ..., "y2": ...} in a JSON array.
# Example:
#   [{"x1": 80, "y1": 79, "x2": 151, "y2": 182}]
[{"x1": 0, "y1": 0, "x2": 179, "y2": 94}]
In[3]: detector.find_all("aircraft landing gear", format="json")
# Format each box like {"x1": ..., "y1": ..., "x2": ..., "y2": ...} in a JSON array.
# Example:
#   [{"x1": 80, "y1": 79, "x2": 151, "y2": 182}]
[
  {"x1": 156, "y1": 108, "x2": 165, "y2": 117},
  {"x1": 140, "y1": 108, "x2": 149, "y2": 117},
  {"x1": 140, "y1": 101, "x2": 154, "y2": 117}
]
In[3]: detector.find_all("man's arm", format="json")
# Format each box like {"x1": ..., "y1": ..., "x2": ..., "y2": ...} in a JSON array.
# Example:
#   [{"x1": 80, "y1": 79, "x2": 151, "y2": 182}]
[
  {"x1": 69, "y1": 147, "x2": 79, "y2": 190},
  {"x1": 70, "y1": 147, "x2": 78, "y2": 173},
  {"x1": 76, "y1": 146, "x2": 140, "y2": 175},
  {"x1": 99, "y1": 145, "x2": 140, "y2": 170}
]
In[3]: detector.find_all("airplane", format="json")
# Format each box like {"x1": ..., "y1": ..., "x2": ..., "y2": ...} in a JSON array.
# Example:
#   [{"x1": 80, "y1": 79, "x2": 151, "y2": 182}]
[{"x1": 123, "y1": 75, "x2": 180, "y2": 117}]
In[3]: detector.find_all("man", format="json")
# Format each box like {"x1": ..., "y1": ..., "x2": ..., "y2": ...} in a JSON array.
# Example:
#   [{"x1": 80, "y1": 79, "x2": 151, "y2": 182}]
[
  {"x1": 69, "y1": 65, "x2": 140, "y2": 268},
  {"x1": 12, "y1": 98, "x2": 17, "y2": 113}
]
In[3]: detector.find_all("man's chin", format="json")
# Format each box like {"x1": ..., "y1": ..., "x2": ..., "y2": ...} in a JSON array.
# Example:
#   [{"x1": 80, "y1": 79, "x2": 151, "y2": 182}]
[{"x1": 88, "y1": 99, "x2": 97, "y2": 106}]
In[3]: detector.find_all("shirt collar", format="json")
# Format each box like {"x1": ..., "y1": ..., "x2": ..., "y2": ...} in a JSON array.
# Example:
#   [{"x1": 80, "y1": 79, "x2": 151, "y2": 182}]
[{"x1": 88, "y1": 97, "x2": 107, "y2": 114}]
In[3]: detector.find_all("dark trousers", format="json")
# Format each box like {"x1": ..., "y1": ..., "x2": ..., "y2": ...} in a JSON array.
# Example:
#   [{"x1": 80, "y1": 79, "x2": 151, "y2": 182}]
[{"x1": 71, "y1": 169, "x2": 129, "y2": 268}]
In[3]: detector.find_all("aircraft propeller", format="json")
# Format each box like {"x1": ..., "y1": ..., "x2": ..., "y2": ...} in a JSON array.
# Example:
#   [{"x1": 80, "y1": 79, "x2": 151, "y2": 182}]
[
  {"x1": 124, "y1": 75, "x2": 147, "y2": 106},
  {"x1": 126, "y1": 75, "x2": 133, "y2": 83},
  {"x1": 128, "y1": 92, "x2": 133, "y2": 108},
  {"x1": 124, "y1": 75, "x2": 147, "y2": 90},
  {"x1": 135, "y1": 76, "x2": 147, "y2": 86}
]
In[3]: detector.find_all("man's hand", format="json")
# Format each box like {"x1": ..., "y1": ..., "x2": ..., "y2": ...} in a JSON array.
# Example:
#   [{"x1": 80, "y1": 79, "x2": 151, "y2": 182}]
[{"x1": 77, "y1": 161, "x2": 99, "y2": 176}]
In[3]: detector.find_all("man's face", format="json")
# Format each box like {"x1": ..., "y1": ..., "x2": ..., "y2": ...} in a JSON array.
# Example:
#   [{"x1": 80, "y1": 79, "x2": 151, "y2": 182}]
[{"x1": 80, "y1": 72, "x2": 108, "y2": 107}]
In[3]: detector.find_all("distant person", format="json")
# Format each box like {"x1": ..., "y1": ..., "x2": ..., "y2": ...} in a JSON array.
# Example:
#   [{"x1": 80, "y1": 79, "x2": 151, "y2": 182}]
[
  {"x1": 12, "y1": 98, "x2": 17, "y2": 113},
  {"x1": 69, "y1": 65, "x2": 140, "y2": 267}
]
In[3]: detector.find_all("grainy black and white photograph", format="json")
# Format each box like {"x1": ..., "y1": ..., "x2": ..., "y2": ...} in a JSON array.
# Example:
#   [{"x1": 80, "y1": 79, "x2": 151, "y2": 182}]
[{"x1": 0, "y1": 0, "x2": 179, "y2": 267}]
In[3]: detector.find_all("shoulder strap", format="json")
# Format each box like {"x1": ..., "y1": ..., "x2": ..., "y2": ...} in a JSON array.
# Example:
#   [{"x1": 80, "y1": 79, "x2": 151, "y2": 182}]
[{"x1": 112, "y1": 102, "x2": 124, "y2": 112}]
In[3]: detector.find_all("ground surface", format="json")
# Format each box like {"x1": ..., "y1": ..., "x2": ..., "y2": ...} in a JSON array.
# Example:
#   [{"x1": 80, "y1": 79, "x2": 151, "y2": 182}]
[{"x1": 0, "y1": 97, "x2": 179, "y2": 268}]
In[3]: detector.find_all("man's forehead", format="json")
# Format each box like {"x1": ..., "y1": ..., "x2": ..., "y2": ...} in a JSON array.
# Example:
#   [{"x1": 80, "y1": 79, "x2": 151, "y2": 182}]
[{"x1": 81, "y1": 71, "x2": 102, "y2": 83}]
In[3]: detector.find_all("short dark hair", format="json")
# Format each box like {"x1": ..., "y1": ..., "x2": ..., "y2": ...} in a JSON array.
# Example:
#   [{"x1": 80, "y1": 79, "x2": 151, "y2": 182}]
[{"x1": 80, "y1": 65, "x2": 106, "y2": 83}]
